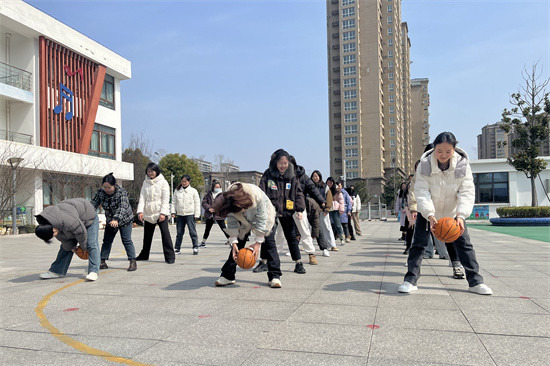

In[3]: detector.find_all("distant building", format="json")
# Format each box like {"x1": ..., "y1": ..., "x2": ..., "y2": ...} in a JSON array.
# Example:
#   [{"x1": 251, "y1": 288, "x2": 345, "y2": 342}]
[
  {"x1": 326, "y1": 0, "x2": 426, "y2": 200},
  {"x1": 410, "y1": 78, "x2": 431, "y2": 162},
  {"x1": 192, "y1": 159, "x2": 212, "y2": 173},
  {"x1": 203, "y1": 171, "x2": 262, "y2": 191},
  {"x1": 221, "y1": 163, "x2": 240, "y2": 173},
  {"x1": 1, "y1": 0, "x2": 132, "y2": 227},
  {"x1": 477, "y1": 123, "x2": 509, "y2": 159}
]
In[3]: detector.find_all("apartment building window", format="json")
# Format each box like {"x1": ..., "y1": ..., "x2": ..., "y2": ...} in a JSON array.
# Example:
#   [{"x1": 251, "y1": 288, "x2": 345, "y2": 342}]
[
  {"x1": 389, "y1": 117, "x2": 395, "y2": 125},
  {"x1": 388, "y1": 4, "x2": 393, "y2": 12},
  {"x1": 389, "y1": 94, "x2": 395, "y2": 103},
  {"x1": 343, "y1": 55, "x2": 356, "y2": 64},
  {"x1": 474, "y1": 172, "x2": 509, "y2": 203},
  {"x1": 345, "y1": 137, "x2": 358, "y2": 146},
  {"x1": 388, "y1": 83, "x2": 394, "y2": 92},
  {"x1": 344, "y1": 113, "x2": 357, "y2": 123},
  {"x1": 344, "y1": 90, "x2": 357, "y2": 99},
  {"x1": 345, "y1": 125, "x2": 357, "y2": 134},
  {"x1": 388, "y1": 15, "x2": 393, "y2": 24},
  {"x1": 344, "y1": 78, "x2": 357, "y2": 87},
  {"x1": 345, "y1": 148, "x2": 358, "y2": 157},
  {"x1": 390, "y1": 150, "x2": 396, "y2": 158},
  {"x1": 388, "y1": 72, "x2": 394, "y2": 80},
  {"x1": 342, "y1": 19, "x2": 355, "y2": 29},
  {"x1": 389, "y1": 106, "x2": 395, "y2": 114},
  {"x1": 346, "y1": 172, "x2": 359, "y2": 179},
  {"x1": 388, "y1": 39, "x2": 393, "y2": 47},
  {"x1": 388, "y1": 28, "x2": 393, "y2": 36},
  {"x1": 346, "y1": 160, "x2": 358, "y2": 169},
  {"x1": 343, "y1": 43, "x2": 356, "y2": 53},
  {"x1": 342, "y1": 0, "x2": 355, "y2": 5},
  {"x1": 388, "y1": 61, "x2": 394, "y2": 69},
  {"x1": 389, "y1": 128, "x2": 395, "y2": 137},
  {"x1": 344, "y1": 66, "x2": 356, "y2": 75},
  {"x1": 99, "y1": 74, "x2": 115, "y2": 110},
  {"x1": 89, "y1": 123, "x2": 116, "y2": 160},
  {"x1": 342, "y1": 8, "x2": 355, "y2": 18},
  {"x1": 344, "y1": 101, "x2": 357, "y2": 111},
  {"x1": 388, "y1": 49, "x2": 394, "y2": 58},
  {"x1": 390, "y1": 139, "x2": 395, "y2": 148},
  {"x1": 343, "y1": 31, "x2": 356, "y2": 41}
]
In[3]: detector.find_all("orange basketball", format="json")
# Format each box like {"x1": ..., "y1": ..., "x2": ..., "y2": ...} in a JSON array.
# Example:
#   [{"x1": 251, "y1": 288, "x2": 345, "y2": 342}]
[
  {"x1": 236, "y1": 248, "x2": 257, "y2": 270},
  {"x1": 433, "y1": 217, "x2": 461, "y2": 243}
]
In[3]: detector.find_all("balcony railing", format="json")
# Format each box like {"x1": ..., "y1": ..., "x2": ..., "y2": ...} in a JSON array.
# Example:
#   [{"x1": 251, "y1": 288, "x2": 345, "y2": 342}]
[
  {"x1": 0, "y1": 62, "x2": 32, "y2": 92},
  {"x1": 0, "y1": 129, "x2": 34, "y2": 145}
]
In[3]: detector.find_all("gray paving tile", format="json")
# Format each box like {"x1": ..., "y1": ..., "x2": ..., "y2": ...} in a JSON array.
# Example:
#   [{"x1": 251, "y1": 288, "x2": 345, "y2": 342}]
[
  {"x1": 462, "y1": 310, "x2": 550, "y2": 337},
  {"x1": 242, "y1": 349, "x2": 368, "y2": 366},
  {"x1": 478, "y1": 334, "x2": 550, "y2": 366}
]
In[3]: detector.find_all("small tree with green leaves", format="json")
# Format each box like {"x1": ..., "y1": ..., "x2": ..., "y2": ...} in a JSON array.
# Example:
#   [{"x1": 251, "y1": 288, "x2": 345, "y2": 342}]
[
  {"x1": 158, "y1": 153, "x2": 204, "y2": 192},
  {"x1": 499, "y1": 63, "x2": 550, "y2": 207}
]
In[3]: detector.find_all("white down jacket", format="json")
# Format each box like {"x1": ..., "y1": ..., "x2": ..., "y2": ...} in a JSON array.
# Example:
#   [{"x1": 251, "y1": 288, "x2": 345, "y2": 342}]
[
  {"x1": 225, "y1": 183, "x2": 276, "y2": 244},
  {"x1": 414, "y1": 147, "x2": 475, "y2": 220},
  {"x1": 171, "y1": 186, "x2": 200, "y2": 217},
  {"x1": 137, "y1": 174, "x2": 171, "y2": 224}
]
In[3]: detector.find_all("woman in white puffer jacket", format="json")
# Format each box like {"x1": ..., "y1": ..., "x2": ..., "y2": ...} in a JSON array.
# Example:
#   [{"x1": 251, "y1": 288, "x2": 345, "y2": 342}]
[
  {"x1": 136, "y1": 163, "x2": 175, "y2": 263},
  {"x1": 398, "y1": 132, "x2": 493, "y2": 296}
]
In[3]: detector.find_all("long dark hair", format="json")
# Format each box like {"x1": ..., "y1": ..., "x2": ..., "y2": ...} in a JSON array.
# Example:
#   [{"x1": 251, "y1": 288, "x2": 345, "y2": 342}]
[
  {"x1": 326, "y1": 176, "x2": 337, "y2": 196},
  {"x1": 433, "y1": 132, "x2": 458, "y2": 148},
  {"x1": 311, "y1": 170, "x2": 325, "y2": 188},
  {"x1": 102, "y1": 173, "x2": 117, "y2": 186},
  {"x1": 145, "y1": 162, "x2": 160, "y2": 177},
  {"x1": 269, "y1": 149, "x2": 290, "y2": 172},
  {"x1": 35, "y1": 215, "x2": 54, "y2": 243},
  {"x1": 212, "y1": 183, "x2": 253, "y2": 218}
]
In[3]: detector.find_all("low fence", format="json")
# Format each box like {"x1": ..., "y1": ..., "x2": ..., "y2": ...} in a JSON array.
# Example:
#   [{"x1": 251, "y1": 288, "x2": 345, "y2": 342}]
[{"x1": 359, "y1": 203, "x2": 390, "y2": 221}]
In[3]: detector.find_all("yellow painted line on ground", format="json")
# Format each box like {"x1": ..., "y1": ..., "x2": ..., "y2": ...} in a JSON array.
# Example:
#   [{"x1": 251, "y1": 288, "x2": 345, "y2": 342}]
[{"x1": 35, "y1": 276, "x2": 154, "y2": 366}]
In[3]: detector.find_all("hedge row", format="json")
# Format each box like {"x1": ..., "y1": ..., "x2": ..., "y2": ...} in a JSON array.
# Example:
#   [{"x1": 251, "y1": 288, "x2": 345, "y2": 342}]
[{"x1": 496, "y1": 206, "x2": 550, "y2": 218}]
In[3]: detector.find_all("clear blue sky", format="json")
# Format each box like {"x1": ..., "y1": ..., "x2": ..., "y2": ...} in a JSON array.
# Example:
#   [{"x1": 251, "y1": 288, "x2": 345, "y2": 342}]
[{"x1": 26, "y1": 0, "x2": 550, "y2": 176}]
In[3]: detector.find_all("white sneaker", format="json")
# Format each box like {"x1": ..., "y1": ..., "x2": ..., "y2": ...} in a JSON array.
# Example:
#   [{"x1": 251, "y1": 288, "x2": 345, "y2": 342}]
[
  {"x1": 285, "y1": 252, "x2": 291, "y2": 257},
  {"x1": 269, "y1": 278, "x2": 282, "y2": 288},
  {"x1": 85, "y1": 272, "x2": 98, "y2": 281},
  {"x1": 468, "y1": 284, "x2": 493, "y2": 295},
  {"x1": 39, "y1": 271, "x2": 62, "y2": 280},
  {"x1": 398, "y1": 281, "x2": 418, "y2": 293},
  {"x1": 322, "y1": 249, "x2": 330, "y2": 257},
  {"x1": 215, "y1": 276, "x2": 235, "y2": 286}
]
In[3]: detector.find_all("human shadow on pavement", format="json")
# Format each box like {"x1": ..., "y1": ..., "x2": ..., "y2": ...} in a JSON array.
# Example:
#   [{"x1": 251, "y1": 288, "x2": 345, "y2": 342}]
[
  {"x1": 9, "y1": 273, "x2": 83, "y2": 283},
  {"x1": 163, "y1": 276, "x2": 266, "y2": 290},
  {"x1": 322, "y1": 280, "x2": 385, "y2": 293}
]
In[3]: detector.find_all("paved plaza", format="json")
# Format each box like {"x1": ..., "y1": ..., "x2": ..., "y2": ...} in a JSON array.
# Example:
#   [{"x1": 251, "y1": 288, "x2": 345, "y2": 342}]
[{"x1": 1, "y1": 219, "x2": 549, "y2": 365}]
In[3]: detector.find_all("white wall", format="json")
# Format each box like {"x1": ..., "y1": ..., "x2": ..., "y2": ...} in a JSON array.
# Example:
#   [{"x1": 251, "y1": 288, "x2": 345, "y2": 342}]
[{"x1": 470, "y1": 158, "x2": 550, "y2": 218}]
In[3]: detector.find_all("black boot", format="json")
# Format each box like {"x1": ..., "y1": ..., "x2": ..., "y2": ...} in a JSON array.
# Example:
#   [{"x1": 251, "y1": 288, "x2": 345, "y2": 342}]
[
  {"x1": 127, "y1": 259, "x2": 137, "y2": 271},
  {"x1": 100, "y1": 260, "x2": 108, "y2": 269}
]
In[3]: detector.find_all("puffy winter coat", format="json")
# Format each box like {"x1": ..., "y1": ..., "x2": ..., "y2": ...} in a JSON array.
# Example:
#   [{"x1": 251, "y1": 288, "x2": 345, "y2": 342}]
[
  {"x1": 225, "y1": 183, "x2": 276, "y2": 244},
  {"x1": 295, "y1": 165, "x2": 326, "y2": 207},
  {"x1": 171, "y1": 186, "x2": 200, "y2": 217},
  {"x1": 306, "y1": 197, "x2": 321, "y2": 238},
  {"x1": 351, "y1": 194, "x2": 361, "y2": 213},
  {"x1": 259, "y1": 163, "x2": 305, "y2": 218},
  {"x1": 202, "y1": 190, "x2": 224, "y2": 220},
  {"x1": 330, "y1": 190, "x2": 345, "y2": 214},
  {"x1": 137, "y1": 174, "x2": 170, "y2": 224},
  {"x1": 36, "y1": 198, "x2": 97, "y2": 251},
  {"x1": 339, "y1": 189, "x2": 353, "y2": 224},
  {"x1": 414, "y1": 147, "x2": 475, "y2": 220}
]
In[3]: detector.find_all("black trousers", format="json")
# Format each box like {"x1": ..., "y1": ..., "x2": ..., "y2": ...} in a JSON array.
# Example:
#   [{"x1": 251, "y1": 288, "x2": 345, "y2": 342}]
[
  {"x1": 203, "y1": 218, "x2": 230, "y2": 240},
  {"x1": 404, "y1": 213, "x2": 484, "y2": 287},
  {"x1": 139, "y1": 219, "x2": 175, "y2": 262},
  {"x1": 221, "y1": 227, "x2": 282, "y2": 281}
]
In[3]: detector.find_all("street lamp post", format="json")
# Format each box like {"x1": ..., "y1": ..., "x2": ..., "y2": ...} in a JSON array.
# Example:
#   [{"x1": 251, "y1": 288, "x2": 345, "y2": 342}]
[{"x1": 8, "y1": 157, "x2": 23, "y2": 235}]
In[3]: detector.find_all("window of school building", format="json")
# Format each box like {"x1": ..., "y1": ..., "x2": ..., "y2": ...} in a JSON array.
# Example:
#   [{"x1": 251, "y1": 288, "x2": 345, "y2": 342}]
[{"x1": 473, "y1": 172, "x2": 509, "y2": 203}]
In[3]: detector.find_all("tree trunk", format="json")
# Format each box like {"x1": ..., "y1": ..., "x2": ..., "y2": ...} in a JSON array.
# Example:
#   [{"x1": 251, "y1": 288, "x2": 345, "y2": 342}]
[{"x1": 531, "y1": 176, "x2": 538, "y2": 207}]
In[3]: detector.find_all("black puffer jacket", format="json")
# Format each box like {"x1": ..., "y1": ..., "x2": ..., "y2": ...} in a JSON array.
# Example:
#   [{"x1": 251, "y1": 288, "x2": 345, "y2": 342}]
[
  {"x1": 259, "y1": 163, "x2": 305, "y2": 218},
  {"x1": 294, "y1": 165, "x2": 325, "y2": 207}
]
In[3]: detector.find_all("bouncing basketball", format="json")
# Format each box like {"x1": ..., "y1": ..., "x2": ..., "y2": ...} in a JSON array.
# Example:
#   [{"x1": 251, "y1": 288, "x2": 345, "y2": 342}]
[
  {"x1": 433, "y1": 217, "x2": 461, "y2": 243},
  {"x1": 236, "y1": 248, "x2": 257, "y2": 270}
]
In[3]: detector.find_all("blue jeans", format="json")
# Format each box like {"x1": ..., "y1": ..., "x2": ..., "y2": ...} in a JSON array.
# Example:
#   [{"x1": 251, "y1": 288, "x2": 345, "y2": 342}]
[
  {"x1": 49, "y1": 214, "x2": 100, "y2": 275},
  {"x1": 100, "y1": 223, "x2": 136, "y2": 260},
  {"x1": 175, "y1": 215, "x2": 198, "y2": 250},
  {"x1": 329, "y1": 211, "x2": 344, "y2": 239}
]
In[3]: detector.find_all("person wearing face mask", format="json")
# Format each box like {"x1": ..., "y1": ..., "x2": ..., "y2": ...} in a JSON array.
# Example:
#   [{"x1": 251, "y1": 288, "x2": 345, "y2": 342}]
[
  {"x1": 201, "y1": 180, "x2": 230, "y2": 247},
  {"x1": 171, "y1": 175, "x2": 201, "y2": 255},
  {"x1": 90, "y1": 173, "x2": 137, "y2": 271},
  {"x1": 398, "y1": 132, "x2": 493, "y2": 296}
]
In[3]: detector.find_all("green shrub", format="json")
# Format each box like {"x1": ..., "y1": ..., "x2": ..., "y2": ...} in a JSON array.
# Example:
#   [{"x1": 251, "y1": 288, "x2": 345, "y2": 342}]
[{"x1": 496, "y1": 206, "x2": 550, "y2": 218}]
